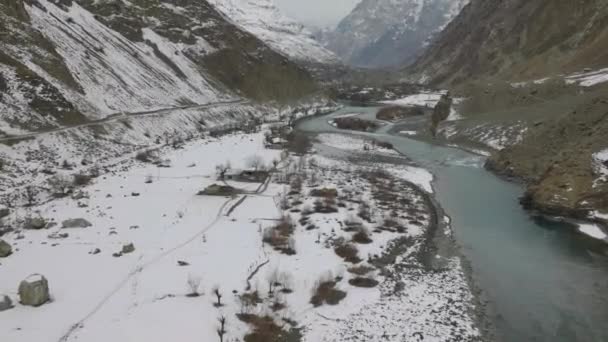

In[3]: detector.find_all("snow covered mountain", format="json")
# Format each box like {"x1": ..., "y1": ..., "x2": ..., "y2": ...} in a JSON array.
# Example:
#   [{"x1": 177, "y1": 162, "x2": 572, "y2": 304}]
[
  {"x1": 207, "y1": 0, "x2": 339, "y2": 65},
  {"x1": 0, "y1": 0, "x2": 316, "y2": 135},
  {"x1": 321, "y1": 0, "x2": 468, "y2": 68}
]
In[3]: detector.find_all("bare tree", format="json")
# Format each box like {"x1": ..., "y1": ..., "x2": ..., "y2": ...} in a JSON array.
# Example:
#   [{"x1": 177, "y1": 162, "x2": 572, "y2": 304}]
[
  {"x1": 186, "y1": 274, "x2": 201, "y2": 297},
  {"x1": 213, "y1": 286, "x2": 223, "y2": 307},
  {"x1": 215, "y1": 161, "x2": 231, "y2": 180},
  {"x1": 267, "y1": 268, "x2": 280, "y2": 297},
  {"x1": 23, "y1": 186, "x2": 38, "y2": 207},
  {"x1": 217, "y1": 315, "x2": 227, "y2": 342},
  {"x1": 47, "y1": 174, "x2": 73, "y2": 197},
  {"x1": 247, "y1": 155, "x2": 264, "y2": 171}
]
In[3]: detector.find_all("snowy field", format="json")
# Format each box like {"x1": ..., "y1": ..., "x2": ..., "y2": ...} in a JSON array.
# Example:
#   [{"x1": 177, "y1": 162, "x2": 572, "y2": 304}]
[
  {"x1": 316, "y1": 133, "x2": 399, "y2": 156},
  {"x1": 0, "y1": 130, "x2": 479, "y2": 342},
  {"x1": 380, "y1": 92, "x2": 446, "y2": 108}
]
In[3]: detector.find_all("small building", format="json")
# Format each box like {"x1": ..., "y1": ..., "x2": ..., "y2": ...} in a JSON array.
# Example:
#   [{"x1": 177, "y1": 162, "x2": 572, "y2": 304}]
[
  {"x1": 224, "y1": 169, "x2": 269, "y2": 183},
  {"x1": 198, "y1": 184, "x2": 238, "y2": 196}
]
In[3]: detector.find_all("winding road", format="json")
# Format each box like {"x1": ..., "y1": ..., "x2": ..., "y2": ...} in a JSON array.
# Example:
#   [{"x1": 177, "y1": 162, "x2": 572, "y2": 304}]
[{"x1": 0, "y1": 99, "x2": 249, "y2": 143}]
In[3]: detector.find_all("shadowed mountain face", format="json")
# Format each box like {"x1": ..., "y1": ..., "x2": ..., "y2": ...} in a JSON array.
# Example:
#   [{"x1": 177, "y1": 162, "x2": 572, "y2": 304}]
[
  {"x1": 407, "y1": 0, "x2": 608, "y2": 85},
  {"x1": 0, "y1": 0, "x2": 317, "y2": 132},
  {"x1": 400, "y1": 0, "x2": 608, "y2": 220},
  {"x1": 320, "y1": 0, "x2": 468, "y2": 68}
]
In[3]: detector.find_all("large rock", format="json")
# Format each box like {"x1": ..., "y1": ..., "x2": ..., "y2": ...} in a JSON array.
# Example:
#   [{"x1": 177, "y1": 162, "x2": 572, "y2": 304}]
[
  {"x1": 121, "y1": 243, "x2": 135, "y2": 254},
  {"x1": 0, "y1": 295, "x2": 13, "y2": 311},
  {"x1": 18, "y1": 274, "x2": 50, "y2": 307},
  {"x1": 0, "y1": 239, "x2": 11, "y2": 257},
  {"x1": 24, "y1": 217, "x2": 47, "y2": 230},
  {"x1": 0, "y1": 206, "x2": 9, "y2": 219},
  {"x1": 61, "y1": 218, "x2": 92, "y2": 229}
]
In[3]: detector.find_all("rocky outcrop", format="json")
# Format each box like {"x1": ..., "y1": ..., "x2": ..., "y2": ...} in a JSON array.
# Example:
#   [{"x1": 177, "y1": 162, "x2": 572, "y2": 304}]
[
  {"x1": 431, "y1": 94, "x2": 452, "y2": 136},
  {"x1": 0, "y1": 239, "x2": 11, "y2": 257},
  {"x1": 0, "y1": 295, "x2": 12, "y2": 312},
  {"x1": 322, "y1": 0, "x2": 468, "y2": 68},
  {"x1": 19, "y1": 274, "x2": 50, "y2": 307},
  {"x1": 0, "y1": 206, "x2": 9, "y2": 218},
  {"x1": 24, "y1": 217, "x2": 47, "y2": 230},
  {"x1": 61, "y1": 218, "x2": 92, "y2": 229},
  {"x1": 121, "y1": 243, "x2": 135, "y2": 254},
  {"x1": 486, "y1": 93, "x2": 608, "y2": 217},
  {"x1": 407, "y1": 0, "x2": 608, "y2": 85}
]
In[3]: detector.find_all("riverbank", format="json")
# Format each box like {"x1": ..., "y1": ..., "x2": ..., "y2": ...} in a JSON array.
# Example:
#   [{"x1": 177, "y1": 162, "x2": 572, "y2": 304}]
[{"x1": 296, "y1": 104, "x2": 608, "y2": 342}]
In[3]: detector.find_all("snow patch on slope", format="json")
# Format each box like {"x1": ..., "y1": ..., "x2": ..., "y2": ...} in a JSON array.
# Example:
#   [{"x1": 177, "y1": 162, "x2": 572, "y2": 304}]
[
  {"x1": 207, "y1": 0, "x2": 338, "y2": 64},
  {"x1": 26, "y1": 0, "x2": 223, "y2": 117}
]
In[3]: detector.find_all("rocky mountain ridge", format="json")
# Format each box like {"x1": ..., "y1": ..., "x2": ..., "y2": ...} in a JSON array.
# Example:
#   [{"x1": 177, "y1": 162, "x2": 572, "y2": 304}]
[
  {"x1": 0, "y1": 0, "x2": 318, "y2": 136},
  {"x1": 321, "y1": 0, "x2": 468, "y2": 68},
  {"x1": 407, "y1": 0, "x2": 608, "y2": 85}
]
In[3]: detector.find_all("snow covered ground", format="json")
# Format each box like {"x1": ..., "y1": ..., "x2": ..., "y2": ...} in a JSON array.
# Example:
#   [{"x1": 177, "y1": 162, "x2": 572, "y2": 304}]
[
  {"x1": 0, "y1": 132, "x2": 282, "y2": 342},
  {"x1": 316, "y1": 133, "x2": 399, "y2": 156},
  {"x1": 592, "y1": 149, "x2": 608, "y2": 187},
  {"x1": 0, "y1": 128, "x2": 478, "y2": 342},
  {"x1": 578, "y1": 223, "x2": 607, "y2": 241},
  {"x1": 510, "y1": 67, "x2": 608, "y2": 88},
  {"x1": 380, "y1": 92, "x2": 445, "y2": 108},
  {"x1": 566, "y1": 68, "x2": 608, "y2": 87}
]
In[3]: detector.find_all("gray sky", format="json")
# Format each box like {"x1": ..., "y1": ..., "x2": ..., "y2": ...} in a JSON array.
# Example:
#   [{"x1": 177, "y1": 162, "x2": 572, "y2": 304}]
[{"x1": 274, "y1": 0, "x2": 361, "y2": 28}]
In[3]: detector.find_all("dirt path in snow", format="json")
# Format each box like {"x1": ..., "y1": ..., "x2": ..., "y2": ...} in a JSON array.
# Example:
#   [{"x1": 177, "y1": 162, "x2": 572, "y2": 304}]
[
  {"x1": 57, "y1": 195, "x2": 237, "y2": 342},
  {"x1": 1, "y1": 99, "x2": 248, "y2": 143}
]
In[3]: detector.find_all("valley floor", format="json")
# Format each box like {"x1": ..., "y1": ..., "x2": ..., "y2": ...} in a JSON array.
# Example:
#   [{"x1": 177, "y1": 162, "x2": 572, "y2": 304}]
[{"x1": 0, "y1": 129, "x2": 480, "y2": 342}]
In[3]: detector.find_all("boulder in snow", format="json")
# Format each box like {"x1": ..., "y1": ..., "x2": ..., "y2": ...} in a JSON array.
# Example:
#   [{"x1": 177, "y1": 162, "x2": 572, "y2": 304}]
[
  {"x1": 61, "y1": 218, "x2": 92, "y2": 229},
  {"x1": 18, "y1": 274, "x2": 50, "y2": 307},
  {"x1": 24, "y1": 217, "x2": 47, "y2": 230},
  {"x1": 0, "y1": 295, "x2": 12, "y2": 312},
  {"x1": 121, "y1": 243, "x2": 135, "y2": 254},
  {"x1": 0, "y1": 239, "x2": 12, "y2": 257}
]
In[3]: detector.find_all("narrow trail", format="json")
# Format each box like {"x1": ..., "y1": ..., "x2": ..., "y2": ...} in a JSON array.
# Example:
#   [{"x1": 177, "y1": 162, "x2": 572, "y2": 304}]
[
  {"x1": 1, "y1": 99, "x2": 248, "y2": 143},
  {"x1": 57, "y1": 196, "x2": 236, "y2": 342}
]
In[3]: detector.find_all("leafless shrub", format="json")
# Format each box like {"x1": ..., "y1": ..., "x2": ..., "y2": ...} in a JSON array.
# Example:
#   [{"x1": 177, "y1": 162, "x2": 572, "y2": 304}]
[
  {"x1": 262, "y1": 216, "x2": 296, "y2": 255},
  {"x1": 353, "y1": 227, "x2": 373, "y2": 244},
  {"x1": 213, "y1": 286, "x2": 223, "y2": 307},
  {"x1": 310, "y1": 272, "x2": 347, "y2": 307},
  {"x1": 186, "y1": 274, "x2": 202, "y2": 297},
  {"x1": 215, "y1": 161, "x2": 231, "y2": 180},
  {"x1": 247, "y1": 155, "x2": 264, "y2": 171},
  {"x1": 23, "y1": 186, "x2": 38, "y2": 207},
  {"x1": 217, "y1": 315, "x2": 227, "y2": 342},
  {"x1": 334, "y1": 239, "x2": 362, "y2": 264}
]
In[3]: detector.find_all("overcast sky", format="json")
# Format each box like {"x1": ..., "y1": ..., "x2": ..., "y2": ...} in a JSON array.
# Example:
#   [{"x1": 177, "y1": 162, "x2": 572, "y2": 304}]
[{"x1": 273, "y1": 0, "x2": 361, "y2": 28}]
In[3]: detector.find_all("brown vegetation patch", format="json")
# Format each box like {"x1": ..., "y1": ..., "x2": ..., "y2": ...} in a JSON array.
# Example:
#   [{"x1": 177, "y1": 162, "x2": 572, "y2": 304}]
[
  {"x1": 348, "y1": 277, "x2": 379, "y2": 288},
  {"x1": 310, "y1": 281, "x2": 347, "y2": 307},
  {"x1": 347, "y1": 265, "x2": 375, "y2": 276},
  {"x1": 377, "y1": 105, "x2": 425, "y2": 121},
  {"x1": 333, "y1": 117, "x2": 379, "y2": 132},
  {"x1": 310, "y1": 188, "x2": 338, "y2": 198},
  {"x1": 238, "y1": 314, "x2": 298, "y2": 342},
  {"x1": 334, "y1": 241, "x2": 362, "y2": 264},
  {"x1": 263, "y1": 217, "x2": 296, "y2": 255},
  {"x1": 352, "y1": 228, "x2": 373, "y2": 244}
]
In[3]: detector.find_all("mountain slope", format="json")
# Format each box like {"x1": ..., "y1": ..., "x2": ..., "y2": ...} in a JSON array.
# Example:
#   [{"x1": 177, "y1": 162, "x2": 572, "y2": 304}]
[
  {"x1": 402, "y1": 0, "x2": 608, "y2": 223},
  {"x1": 407, "y1": 0, "x2": 608, "y2": 85},
  {"x1": 321, "y1": 0, "x2": 468, "y2": 68},
  {"x1": 0, "y1": 0, "x2": 316, "y2": 136},
  {"x1": 207, "y1": 0, "x2": 338, "y2": 65}
]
